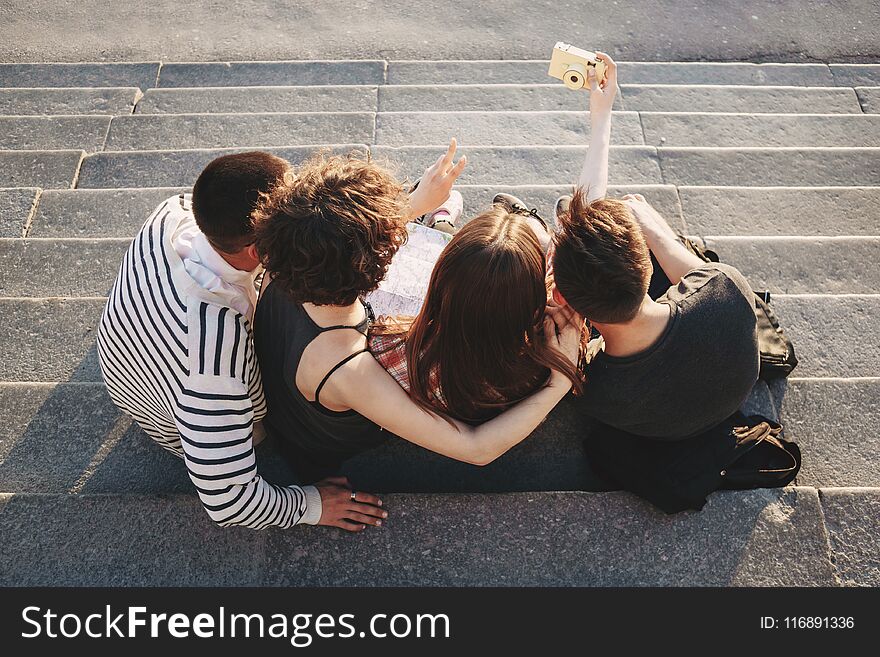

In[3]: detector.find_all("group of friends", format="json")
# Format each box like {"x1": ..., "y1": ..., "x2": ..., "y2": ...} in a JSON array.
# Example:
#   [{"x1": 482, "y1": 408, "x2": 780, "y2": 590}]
[{"x1": 97, "y1": 54, "x2": 761, "y2": 531}]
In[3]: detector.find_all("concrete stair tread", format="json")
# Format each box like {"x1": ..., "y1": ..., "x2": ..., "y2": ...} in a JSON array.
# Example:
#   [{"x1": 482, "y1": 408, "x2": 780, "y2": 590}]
[
  {"x1": 0, "y1": 487, "x2": 844, "y2": 586},
  {"x1": 0, "y1": 57, "x2": 878, "y2": 588},
  {"x1": 4, "y1": 236, "x2": 878, "y2": 296}
]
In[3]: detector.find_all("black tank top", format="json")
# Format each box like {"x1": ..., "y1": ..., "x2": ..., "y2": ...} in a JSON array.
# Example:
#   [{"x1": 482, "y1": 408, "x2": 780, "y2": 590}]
[{"x1": 254, "y1": 279, "x2": 388, "y2": 466}]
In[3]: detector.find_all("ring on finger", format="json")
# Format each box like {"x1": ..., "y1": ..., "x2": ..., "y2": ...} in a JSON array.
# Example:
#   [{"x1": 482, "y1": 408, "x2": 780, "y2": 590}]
[{"x1": 350, "y1": 491, "x2": 357, "y2": 502}]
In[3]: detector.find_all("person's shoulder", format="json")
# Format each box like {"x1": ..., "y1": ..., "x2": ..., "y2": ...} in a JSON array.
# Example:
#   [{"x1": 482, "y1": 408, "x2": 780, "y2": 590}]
[{"x1": 673, "y1": 262, "x2": 753, "y2": 304}]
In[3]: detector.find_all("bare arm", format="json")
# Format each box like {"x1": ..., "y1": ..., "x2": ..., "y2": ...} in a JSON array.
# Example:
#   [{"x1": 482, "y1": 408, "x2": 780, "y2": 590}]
[
  {"x1": 328, "y1": 309, "x2": 582, "y2": 466},
  {"x1": 576, "y1": 52, "x2": 617, "y2": 202},
  {"x1": 623, "y1": 194, "x2": 705, "y2": 284}
]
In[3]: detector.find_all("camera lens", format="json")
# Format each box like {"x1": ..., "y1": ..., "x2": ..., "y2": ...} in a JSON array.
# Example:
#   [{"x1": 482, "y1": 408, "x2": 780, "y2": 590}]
[{"x1": 571, "y1": 75, "x2": 579, "y2": 83}]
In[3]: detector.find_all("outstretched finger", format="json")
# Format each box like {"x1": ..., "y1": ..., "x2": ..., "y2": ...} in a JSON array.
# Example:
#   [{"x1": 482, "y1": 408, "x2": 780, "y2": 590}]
[
  {"x1": 440, "y1": 137, "x2": 458, "y2": 172},
  {"x1": 346, "y1": 511, "x2": 384, "y2": 527},
  {"x1": 350, "y1": 490, "x2": 383, "y2": 507},
  {"x1": 447, "y1": 154, "x2": 467, "y2": 182}
]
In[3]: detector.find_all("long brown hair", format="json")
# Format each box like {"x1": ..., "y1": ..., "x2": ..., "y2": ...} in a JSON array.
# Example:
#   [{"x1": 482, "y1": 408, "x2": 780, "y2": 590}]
[{"x1": 397, "y1": 207, "x2": 583, "y2": 424}]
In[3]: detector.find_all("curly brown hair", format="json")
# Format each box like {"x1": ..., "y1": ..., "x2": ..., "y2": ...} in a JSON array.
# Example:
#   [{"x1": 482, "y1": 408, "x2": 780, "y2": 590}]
[{"x1": 253, "y1": 151, "x2": 410, "y2": 306}]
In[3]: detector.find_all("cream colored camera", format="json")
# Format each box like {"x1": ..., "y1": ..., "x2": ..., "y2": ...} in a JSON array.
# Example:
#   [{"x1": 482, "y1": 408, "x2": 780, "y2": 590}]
[{"x1": 548, "y1": 42, "x2": 607, "y2": 90}]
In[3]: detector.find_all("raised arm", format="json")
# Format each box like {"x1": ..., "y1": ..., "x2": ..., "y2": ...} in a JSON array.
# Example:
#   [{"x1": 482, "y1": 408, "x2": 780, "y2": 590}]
[
  {"x1": 576, "y1": 52, "x2": 617, "y2": 202},
  {"x1": 330, "y1": 308, "x2": 582, "y2": 466},
  {"x1": 623, "y1": 193, "x2": 705, "y2": 284}
]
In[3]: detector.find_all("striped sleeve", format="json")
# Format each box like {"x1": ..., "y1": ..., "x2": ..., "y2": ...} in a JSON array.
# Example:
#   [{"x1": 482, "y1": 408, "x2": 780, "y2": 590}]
[{"x1": 177, "y1": 301, "x2": 322, "y2": 529}]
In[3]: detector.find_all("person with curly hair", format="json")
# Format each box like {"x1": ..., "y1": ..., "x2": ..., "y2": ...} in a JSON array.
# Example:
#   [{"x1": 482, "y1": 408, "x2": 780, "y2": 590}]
[{"x1": 253, "y1": 141, "x2": 582, "y2": 485}]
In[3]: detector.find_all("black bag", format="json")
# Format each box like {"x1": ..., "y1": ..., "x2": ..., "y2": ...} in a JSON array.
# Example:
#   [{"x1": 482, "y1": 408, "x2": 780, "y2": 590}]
[
  {"x1": 677, "y1": 236, "x2": 798, "y2": 380},
  {"x1": 583, "y1": 412, "x2": 801, "y2": 514}
]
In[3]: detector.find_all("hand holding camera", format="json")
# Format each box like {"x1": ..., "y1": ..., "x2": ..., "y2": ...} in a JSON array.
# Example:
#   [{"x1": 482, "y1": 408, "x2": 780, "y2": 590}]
[{"x1": 548, "y1": 43, "x2": 617, "y2": 118}]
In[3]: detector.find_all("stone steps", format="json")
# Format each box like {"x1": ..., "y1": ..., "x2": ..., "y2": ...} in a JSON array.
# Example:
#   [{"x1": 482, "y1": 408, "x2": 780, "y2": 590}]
[
  {"x1": 0, "y1": 295, "x2": 875, "y2": 382},
  {"x1": 3, "y1": 236, "x2": 877, "y2": 297},
  {"x1": 0, "y1": 488, "x2": 847, "y2": 586},
  {"x1": 0, "y1": 58, "x2": 877, "y2": 587}
]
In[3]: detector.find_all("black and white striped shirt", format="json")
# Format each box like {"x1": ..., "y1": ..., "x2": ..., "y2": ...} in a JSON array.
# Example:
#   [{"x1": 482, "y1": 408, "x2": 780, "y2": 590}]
[{"x1": 96, "y1": 196, "x2": 321, "y2": 529}]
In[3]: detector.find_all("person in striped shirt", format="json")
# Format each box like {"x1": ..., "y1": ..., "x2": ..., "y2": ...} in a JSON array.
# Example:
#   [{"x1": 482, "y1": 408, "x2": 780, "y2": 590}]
[{"x1": 96, "y1": 151, "x2": 387, "y2": 532}]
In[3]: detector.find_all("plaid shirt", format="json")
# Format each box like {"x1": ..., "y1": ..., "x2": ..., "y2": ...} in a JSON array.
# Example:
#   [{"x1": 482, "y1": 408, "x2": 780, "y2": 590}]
[{"x1": 369, "y1": 331, "x2": 449, "y2": 407}]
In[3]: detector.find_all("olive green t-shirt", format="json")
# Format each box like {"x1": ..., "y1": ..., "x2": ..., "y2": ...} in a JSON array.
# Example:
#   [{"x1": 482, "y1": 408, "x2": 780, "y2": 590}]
[{"x1": 575, "y1": 263, "x2": 760, "y2": 439}]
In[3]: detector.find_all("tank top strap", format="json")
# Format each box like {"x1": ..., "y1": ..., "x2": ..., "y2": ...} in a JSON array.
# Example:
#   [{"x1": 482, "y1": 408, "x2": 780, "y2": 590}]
[
  {"x1": 314, "y1": 298, "x2": 374, "y2": 336},
  {"x1": 314, "y1": 348, "x2": 371, "y2": 407}
]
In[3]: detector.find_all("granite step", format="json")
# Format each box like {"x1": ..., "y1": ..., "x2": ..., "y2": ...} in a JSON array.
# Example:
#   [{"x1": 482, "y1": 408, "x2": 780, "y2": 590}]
[
  {"x1": 0, "y1": 187, "x2": 38, "y2": 237},
  {"x1": 76, "y1": 144, "x2": 368, "y2": 188},
  {"x1": 656, "y1": 147, "x2": 880, "y2": 186},
  {"x1": 678, "y1": 186, "x2": 880, "y2": 236},
  {"x1": 374, "y1": 111, "x2": 644, "y2": 146},
  {"x1": 856, "y1": 87, "x2": 880, "y2": 113},
  {"x1": 137, "y1": 85, "x2": 379, "y2": 114},
  {"x1": 15, "y1": 186, "x2": 880, "y2": 239},
  {"x1": 0, "y1": 295, "x2": 873, "y2": 383},
  {"x1": 0, "y1": 87, "x2": 140, "y2": 116},
  {"x1": 386, "y1": 61, "x2": 838, "y2": 87},
  {"x1": 157, "y1": 61, "x2": 386, "y2": 87},
  {"x1": 3, "y1": 236, "x2": 876, "y2": 297},
  {"x1": 378, "y1": 84, "x2": 862, "y2": 113},
  {"x1": 640, "y1": 113, "x2": 880, "y2": 148},
  {"x1": 0, "y1": 63, "x2": 160, "y2": 89},
  {"x1": 105, "y1": 112, "x2": 376, "y2": 150},
  {"x1": 0, "y1": 150, "x2": 83, "y2": 189},
  {"x1": 0, "y1": 115, "x2": 111, "y2": 151},
  {"x1": 0, "y1": 487, "x2": 841, "y2": 586},
  {"x1": 20, "y1": 185, "x2": 683, "y2": 238},
  {"x1": 829, "y1": 65, "x2": 880, "y2": 87}
]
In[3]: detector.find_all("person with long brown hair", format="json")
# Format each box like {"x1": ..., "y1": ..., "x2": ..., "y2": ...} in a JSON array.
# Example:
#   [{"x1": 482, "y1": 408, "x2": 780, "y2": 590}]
[
  {"x1": 252, "y1": 143, "x2": 583, "y2": 503},
  {"x1": 371, "y1": 202, "x2": 583, "y2": 424}
]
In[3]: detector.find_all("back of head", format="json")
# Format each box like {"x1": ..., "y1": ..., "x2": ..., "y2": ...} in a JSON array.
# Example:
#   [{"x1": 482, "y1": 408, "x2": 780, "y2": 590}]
[
  {"x1": 191, "y1": 151, "x2": 289, "y2": 254},
  {"x1": 406, "y1": 207, "x2": 580, "y2": 422},
  {"x1": 253, "y1": 151, "x2": 409, "y2": 306},
  {"x1": 552, "y1": 189, "x2": 652, "y2": 324}
]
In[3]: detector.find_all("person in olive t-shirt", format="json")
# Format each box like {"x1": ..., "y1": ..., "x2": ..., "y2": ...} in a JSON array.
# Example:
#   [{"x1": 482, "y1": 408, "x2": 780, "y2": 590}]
[{"x1": 550, "y1": 190, "x2": 760, "y2": 440}]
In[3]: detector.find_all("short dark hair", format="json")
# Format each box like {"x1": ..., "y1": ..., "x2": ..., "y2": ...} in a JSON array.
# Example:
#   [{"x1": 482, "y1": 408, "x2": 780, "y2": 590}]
[
  {"x1": 552, "y1": 189, "x2": 652, "y2": 323},
  {"x1": 253, "y1": 151, "x2": 409, "y2": 306},
  {"x1": 191, "y1": 151, "x2": 289, "y2": 253}
]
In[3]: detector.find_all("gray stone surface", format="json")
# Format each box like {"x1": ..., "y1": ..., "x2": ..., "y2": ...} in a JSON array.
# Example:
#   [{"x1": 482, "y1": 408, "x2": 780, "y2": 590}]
[
  {"x1": 776, "y1": 379, "x2": 880, "y2": 488},
  {"x1": 458, "y1": 184, "x2": 684, "y2": 231},
  {"x1": 106, "y1": 112, "x2": 375, "y2": 150},
  {"x1": 819, "y1": 487, "x2": 880, "y2": 586},
  {"x1": 0, "y1": 150, "x2": 83, "y2": 189},
  {"x1": 137, "y1": 85, "x2": 378, "y2": 114},
  {"x1": 0, "y1": 238, "x2": 129, "y2": 297},
  {"x1": 3, "y1": 2, "x2": 879, "y2": 63},
  {"x1": 830, "y1": 64, "x2": 880, "y2": 87},
  {"x1": 0, "y1": 62, "x2": 159, "y2": 88},
  {"x1": 29, "y1": 187, "x2": 186, "y2": 237},
  {"x1": 679, "y1": 186, "x2": 880, "y2": 236},
  {"x1": 856, "y1": 87, "x2": 880, "y2": 114},
  {"x1": 0, "y1": 187, "x2": 37, "y2": 237},
  {"x1": 658, "y1": 148, "x2": 880, "y2": 186},
  {"x1": 387, "y1": 62, "x2": 838, "y2": 86},
  {"x1": 704, "y1": 237, "x2": 880, "y2": 294},
  {"x1": 0, "y1": 298, "x2": 104, "y2": 382},
  {"x1": 0, "y1": 87, "x2": 140, "y2": 115},
  {"x1": 771, "y1": 295, "x2": 880, "y2": 377},
  {"x1": 379, "y1": 84, "x2": 619, "y2": 112},
  {"x1": 0, "y1": 115, "x2": 111, "y2": 151},
  {"x1": 376, "y1": 110, "x2": 643, "y2": 147},
  {"x1": 0, "y1": 383, "x2": 126, "y2": 491},
  {"x1": 642, "y1": 113, "x2": 880, "y2": 148},
  {"x1": 0, "y1": 493, "x2": 267, "y2": 586},
  {"x1": 620, "y1": 84, "x2": 862, "y2": 114},
  {"x1": 158, "y1": 61, "x2": 385, "y2": 87},
  {"x1": 0, "y1": 487, "x2": 836, "y2": 586},
  {"x1": 77, "y1": 145, "x2": 368, "y2": 188},
  {"x1": 372, "y1": 145, "x2": 662, "y2": 185}
]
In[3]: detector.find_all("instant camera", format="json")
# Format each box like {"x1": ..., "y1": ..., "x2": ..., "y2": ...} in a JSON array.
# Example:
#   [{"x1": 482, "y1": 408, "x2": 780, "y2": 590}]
[{"x1": 548, "y1": 42, "x2": 607, "y2": 90}]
